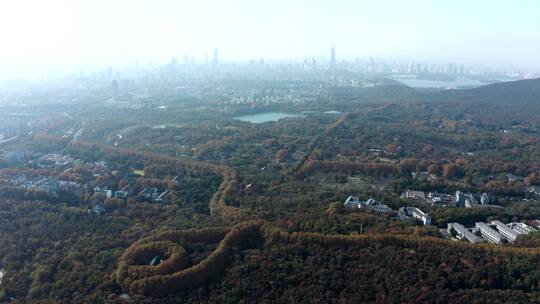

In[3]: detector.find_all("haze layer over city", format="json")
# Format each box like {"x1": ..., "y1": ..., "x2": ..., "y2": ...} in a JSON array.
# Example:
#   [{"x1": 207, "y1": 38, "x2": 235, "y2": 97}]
[
  {"x1": 1, "y1": 1, "x2": 540, "y2": 303},
  {"x1": 0, "y1": 0, "x2": 539, "y2": 81}
]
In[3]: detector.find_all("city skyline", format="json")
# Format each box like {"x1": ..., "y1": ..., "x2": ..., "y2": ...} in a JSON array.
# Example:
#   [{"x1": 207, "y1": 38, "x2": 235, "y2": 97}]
[{"x1": 1, "y1": 0, "x2": 540, "y2": 80}]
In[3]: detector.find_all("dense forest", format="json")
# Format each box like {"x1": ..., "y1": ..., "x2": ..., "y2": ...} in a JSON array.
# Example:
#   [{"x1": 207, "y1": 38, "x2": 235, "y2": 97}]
[{"x1": 1, "y1": 78, "x2": 540, "y2": 302}]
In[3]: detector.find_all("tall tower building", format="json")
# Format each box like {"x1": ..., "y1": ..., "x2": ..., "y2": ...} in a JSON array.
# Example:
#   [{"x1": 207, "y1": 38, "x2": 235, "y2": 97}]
[
  {"x1": 213, "y1": 48, "x2": 219, "y2": 67},
  {"x1": 111, "y1": 80, "x2": 119, "y2": 100},
  {"x1": 330, "y1": 46, "x2": 336, "y2": 69}
]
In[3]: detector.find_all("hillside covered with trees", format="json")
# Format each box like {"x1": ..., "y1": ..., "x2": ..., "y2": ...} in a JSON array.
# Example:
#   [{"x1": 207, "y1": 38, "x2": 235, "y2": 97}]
[{"x1": 1, "y1": 77, "x2": 540, "y2": 303}]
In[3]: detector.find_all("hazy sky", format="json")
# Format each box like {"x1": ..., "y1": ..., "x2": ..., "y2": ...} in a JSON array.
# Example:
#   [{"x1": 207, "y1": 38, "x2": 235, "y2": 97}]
[{"x1": 0, "y1": 0, "x2": 539, "y2": 79}]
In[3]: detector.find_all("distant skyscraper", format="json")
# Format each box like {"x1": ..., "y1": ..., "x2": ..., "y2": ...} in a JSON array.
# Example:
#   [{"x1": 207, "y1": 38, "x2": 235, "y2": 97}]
[
  {"x1": 111, "y1": 80, "x2": 119, "y2": 100},
  {"x1": 213, "y1": 48, "x2": 219, "y2": 67},
  {"x1": 330, "y1": 46, "x2": 336, "y2": 69},
  {"x1": 107, "y1": 66, "x2": 113, "y2": 79}
]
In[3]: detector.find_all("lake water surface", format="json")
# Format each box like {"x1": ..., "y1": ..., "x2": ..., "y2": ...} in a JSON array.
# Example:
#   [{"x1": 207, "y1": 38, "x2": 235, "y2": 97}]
[
  {"x1": 233, "y1": 112, "x2": 303, "y2": 123},
  {"x1": 392, "y1": 75, "x2": 487, "y2": 88}
]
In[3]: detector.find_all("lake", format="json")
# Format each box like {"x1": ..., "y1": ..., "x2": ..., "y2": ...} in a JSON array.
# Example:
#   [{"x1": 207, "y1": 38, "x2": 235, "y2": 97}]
[
  {"x1": 391, "y1": 75, "x2": 488, "y2": 88},
  {"x1": 233, "y1": 112, "x2": 303, "y2": 123}
]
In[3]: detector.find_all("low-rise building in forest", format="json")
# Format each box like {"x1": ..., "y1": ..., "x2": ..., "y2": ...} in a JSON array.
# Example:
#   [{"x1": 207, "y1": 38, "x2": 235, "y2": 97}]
[
  {"x1": 139, "y1": 187, "x2": 169, "y2": 202},
  {"x1": 426, "y1": 192, "x2": 454, "y2": 206},
  {"x1": 401, "y1": 190, "x2": 426, "y2": 200},
  {"x1": 411, "y1": 171, "x2": 429, "y2": 181},
  {"x1": 530, "y1": 186, "x2": 540, "y2": 196},
  {"x1": 475, "y1": 222, "x2": 506, "y2": 244},
  {"x1": 399, "y1": 207, "x2": 431, "y2": 225},
  {"x1": 491, "y1": 220, "x2": 520, "y2": 243},
  {"x1": 94, "y1": 182, "x2": 112, "y2": 198},
  {"x1": 447, "y1": 220, "x2": 535, "y2": 245},
  {"x1": 509, "y1": 222, "x2": 536, "y2": 234},
  {"x1": 114, "y1": 185, "x2": 130, "y2": 199},
  {"x1": 447, "y1": 223, "x2": 485, "y2": 244},
  {"x1": 344, "y1": 196, "x2": 361, "y2": 209},
  {"x1": 343, "y1": 196, "x2": 393, "y2": 213},
  {"x1": 455, "y1": 191, "x2": 493, "y2": 208}
]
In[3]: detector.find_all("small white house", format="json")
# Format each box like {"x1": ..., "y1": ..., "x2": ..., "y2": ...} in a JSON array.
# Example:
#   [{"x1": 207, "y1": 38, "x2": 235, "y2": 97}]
[{"x1": 343, "y1": 196, "x2": 360, "y2": 209}]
